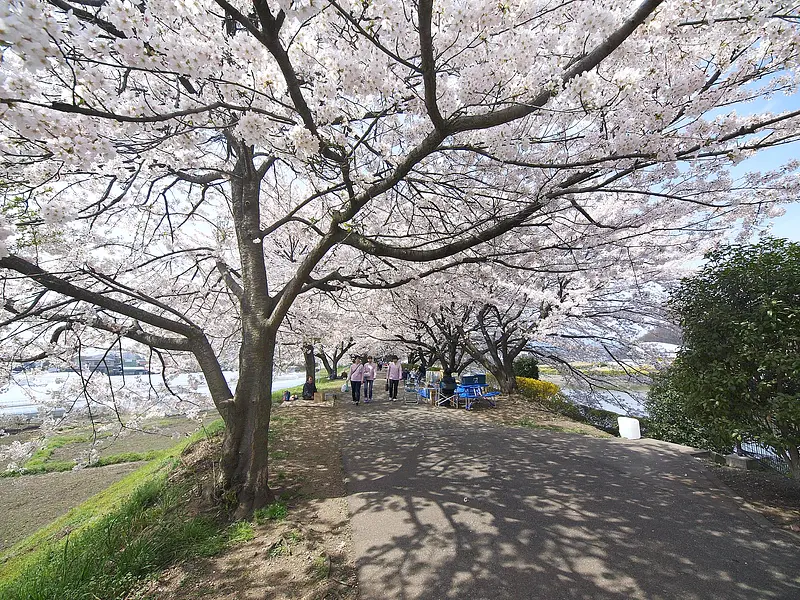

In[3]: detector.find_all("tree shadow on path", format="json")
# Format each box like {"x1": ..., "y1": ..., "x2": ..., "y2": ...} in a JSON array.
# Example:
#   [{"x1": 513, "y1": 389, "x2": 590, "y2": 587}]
[{"x1": 340, "y1": 401, "x2": 800, "y2": 600}]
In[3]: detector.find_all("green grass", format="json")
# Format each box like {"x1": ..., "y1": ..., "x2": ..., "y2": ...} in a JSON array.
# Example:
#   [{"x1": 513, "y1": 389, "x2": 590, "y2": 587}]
[
  {"x1": 271, "y1": 371, "x2": 343, "y2": 403},
  {"x1": 312, "y1": 554, "x2": 330, "y2": 581},
  {"x1": 253, "y1": 501, "x2": 288, "y2": 524},
  {"x1": 2, "y1": 420, "x2": 226, "y2": 478},
  {"x1": 538, "y1": 363, "x2": 657, "y2": 377},
  {"x1": 93, "y1": 450, "x2": 163, "y2": 467},
  {"x1": 0, "y1": 475, "x2": 229, "y2": 600},
  {"x1": 0, "y1": 420, "x2": 225, "y2": 582},
  {"x1": 226, "y1": 520, "x2": 256, "y2": 544},
  {"x1": 0, "y1": 418, "x2": 252, "y2": 600},
  {"x1": 21, "y1": 433, "x2": 96, "y2": 470},
  {"x1": 0, "y1": 413, "x2": 310, "y2": 599}
]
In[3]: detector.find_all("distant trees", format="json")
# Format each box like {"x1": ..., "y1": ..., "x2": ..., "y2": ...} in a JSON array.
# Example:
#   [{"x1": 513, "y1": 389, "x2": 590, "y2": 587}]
[
  {"x1": 647, "y1": 239, "x2": 800, "y2": 476},
  {"x1": 315, "y1": 338, "x2": 355, "y2": 380}
]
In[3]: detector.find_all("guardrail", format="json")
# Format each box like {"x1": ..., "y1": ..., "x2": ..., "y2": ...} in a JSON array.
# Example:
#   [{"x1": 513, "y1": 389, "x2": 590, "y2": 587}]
[{"x1": 741, "y1": 442, "x2": 791, "y2": 477}]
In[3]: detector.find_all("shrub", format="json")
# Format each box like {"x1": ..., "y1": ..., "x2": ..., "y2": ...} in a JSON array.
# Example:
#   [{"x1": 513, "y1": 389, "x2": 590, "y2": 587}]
[
  {"x1": 513, "y1": 356, "x2": 540, "y2": 380},
  {"x1": 644, "y1": 372, "x2": 729, "y2": 452},
  {"x1": 517, "y1": 377, "x2": 622, "y2": 435},
  {"x1": 516, "y1": 377, "x2": 559, "y2": 401}
]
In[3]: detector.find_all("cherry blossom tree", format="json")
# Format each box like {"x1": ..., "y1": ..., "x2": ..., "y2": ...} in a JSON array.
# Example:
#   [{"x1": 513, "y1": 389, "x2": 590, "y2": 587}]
[
  {"x1": 382, "y1": 296, "x2": 474, "y2": 375},
  {"x1": 1, "y1": 0, "x2": 800, "y2": 514},
  {"x1": 315, "y1": 338, "x2": 354, "y2": 379}
]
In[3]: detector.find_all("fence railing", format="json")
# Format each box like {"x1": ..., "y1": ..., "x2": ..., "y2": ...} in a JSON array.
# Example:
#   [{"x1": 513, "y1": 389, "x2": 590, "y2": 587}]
[{"x1": 741, "y1": 442, "x2": 791, "y2": 477}]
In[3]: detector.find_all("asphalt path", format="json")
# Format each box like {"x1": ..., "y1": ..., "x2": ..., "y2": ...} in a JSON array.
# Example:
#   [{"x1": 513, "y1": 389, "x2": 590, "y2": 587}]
[{"x1": 340, "y1": 399, "x2": 800, "y2": 600}]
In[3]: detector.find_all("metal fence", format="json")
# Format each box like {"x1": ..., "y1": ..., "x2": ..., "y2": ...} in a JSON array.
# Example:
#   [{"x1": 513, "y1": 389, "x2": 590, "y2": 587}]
[{"x1": 741, "y1": 441, "x2": 791, "y2": 477}]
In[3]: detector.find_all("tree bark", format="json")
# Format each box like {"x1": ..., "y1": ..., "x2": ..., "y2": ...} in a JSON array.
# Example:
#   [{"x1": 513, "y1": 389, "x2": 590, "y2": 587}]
[
  {"x1": 787, "y1": 444, "x2": 799, "y2": 479},
  {"x1": 318, "y1": 352, "x2": 336, "y2": 379},
  {"x1": 220, "y1": 325, "x2": 276, "y2": 518},
  {"x1": 303, "y1": 341, "x2": 315, "y2": 381},
  {"x1": 219, "y1": 140, "x2": 276, "y2": 517}
]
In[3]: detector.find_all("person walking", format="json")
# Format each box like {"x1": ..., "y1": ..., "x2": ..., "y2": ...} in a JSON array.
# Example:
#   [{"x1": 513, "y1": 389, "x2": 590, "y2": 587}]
[
  {"x1": 387, "y1": 355, "x2": 403, "y2": 402},
  {"x1": 349, "y1": 357, "x2": 364, "y2": 405},
  {"x1": 363, "y1": 356, "x2": 377, "y2": 403}
]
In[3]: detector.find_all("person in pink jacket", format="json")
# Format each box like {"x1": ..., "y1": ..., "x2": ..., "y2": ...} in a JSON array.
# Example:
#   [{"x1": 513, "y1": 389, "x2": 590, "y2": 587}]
[
  {"x1": 363, "y1": 356, "x2": 377, "y2": 403},
  {"x1": 349, "y1": 357, "x2": 364, "y2": 405},
  {"x1": 386, "y1": 355, "x2": 403, "y2": 402}
]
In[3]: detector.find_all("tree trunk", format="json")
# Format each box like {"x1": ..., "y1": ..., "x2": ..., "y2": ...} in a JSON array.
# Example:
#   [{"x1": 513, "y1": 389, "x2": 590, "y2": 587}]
[
  {"x1": 303, "y1": 342, "x2": 315, "y2": 381},
  {"x1": 490, "y1": 366, "x2": 518, "y2": 394},
  {"x1": 220, "y1": 146, "x2": 276, "y2": 518},
  {"x1": 220, "y1": 326, "x2": 276, "y2": 518},
  {"x1": 318, "y1": 353, "x2": 335, "y2": 379},
  {"x1": 788, "y1": 445, "x2": 799, "y2": 479}
]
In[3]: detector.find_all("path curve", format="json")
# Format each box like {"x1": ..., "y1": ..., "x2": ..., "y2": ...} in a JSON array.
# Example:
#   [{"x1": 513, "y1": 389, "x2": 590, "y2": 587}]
[{"x1": 339, "y1": 391, "x2": 799, "y2": 600}]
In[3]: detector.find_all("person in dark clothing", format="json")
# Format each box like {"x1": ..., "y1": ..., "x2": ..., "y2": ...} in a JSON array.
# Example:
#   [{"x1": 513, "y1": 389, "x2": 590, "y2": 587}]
[
  {"x1": 416, "y1": 358, "x2": 427, "y2": 383},
  {"x1": 302, "y1": 376, "x2": 317, "y2": 400}
]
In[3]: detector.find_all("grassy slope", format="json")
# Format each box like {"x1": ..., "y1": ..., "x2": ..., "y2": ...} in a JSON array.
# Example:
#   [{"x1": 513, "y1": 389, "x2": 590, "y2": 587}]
[
  {"x1": 0, "y1": 420, "x2": 224, "y2": 582},
  {"x1": 0, "y1": 372, "x2": 339, "y2": 587}
]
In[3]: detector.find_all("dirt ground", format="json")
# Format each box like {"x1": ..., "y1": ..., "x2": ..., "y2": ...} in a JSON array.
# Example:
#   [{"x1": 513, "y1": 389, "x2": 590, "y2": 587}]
[
  {"x1": 144, "y1": 398, "x2": 358, "y2": 600},
  {"x1": 707, "y1": 463, "x2": 800, "y2": 533},
  {"x1": 469, "y1": 393, "x2": 614, "y2": 437},
  {"x1": 0, "y1": 461, "x2": 141, "y2": 552}
]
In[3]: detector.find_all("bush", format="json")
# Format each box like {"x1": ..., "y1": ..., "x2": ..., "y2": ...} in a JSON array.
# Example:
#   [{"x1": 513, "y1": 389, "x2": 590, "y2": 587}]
[
  {"x1": 644, "y1": 372, "x2": 730, "y2": 452},
  {"x1": 517, "y1": 377, "x2": 622, "y2": 435},
  {"x1": 516, "y1": 377, "x2": 559, "y2": 401},
  {"x1": 513, "y1": 356, "x2": 540, "y2": 379}
]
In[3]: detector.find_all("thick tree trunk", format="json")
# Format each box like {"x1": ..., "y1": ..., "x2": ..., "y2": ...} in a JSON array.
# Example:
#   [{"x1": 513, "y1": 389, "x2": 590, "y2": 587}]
[
  {"x1": 221, "y1": 147, "x2": 276, "y2": 518},
  {"x1": 788, "y1": 445, "x2": 799, "y2": 479},
  {"x1": 220, "y1": 326, "x2": 276, "y2": 518},
  {"x1": 489, "y1": 365, "x2": 518, "y2": 394},
  {"x1": 303, "y1": 342, "x2": 315, "y2": 381}
]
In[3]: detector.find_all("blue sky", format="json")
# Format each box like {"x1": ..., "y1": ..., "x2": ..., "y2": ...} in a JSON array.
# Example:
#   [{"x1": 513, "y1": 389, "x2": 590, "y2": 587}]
[
  {"x1": 769, "y1": 202, "x2": 800, "y2": 241},
  {"x1": 717, "y1": 83, "x2": 800, "y2": 242}
]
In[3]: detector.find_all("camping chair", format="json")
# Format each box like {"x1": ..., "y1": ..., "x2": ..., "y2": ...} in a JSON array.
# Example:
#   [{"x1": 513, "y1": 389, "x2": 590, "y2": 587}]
[
  {"x1": 437, "y1": 380, "x2": 459, "y2": 407},
  {"x1": 403, "y1": 375, "x2": 419, "y2": 404}
]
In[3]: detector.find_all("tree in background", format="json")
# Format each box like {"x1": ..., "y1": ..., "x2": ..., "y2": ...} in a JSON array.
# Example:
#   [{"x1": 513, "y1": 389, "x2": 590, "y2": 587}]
[
  {"x1": 2, "y1": 1, "x2": 800, "y2": 514},
  {"x1": 383, "y1": 298, "x2": 474, "y2": 376},
  {"x1": 650, "y1": 239, "x2": 800, "y2": 476},
  {"x1": 513, "y1": 355, "x2": 540, "y2": 380},
  {"x1": 316, "y1": 338, "x2": 355, "y2": 380}
]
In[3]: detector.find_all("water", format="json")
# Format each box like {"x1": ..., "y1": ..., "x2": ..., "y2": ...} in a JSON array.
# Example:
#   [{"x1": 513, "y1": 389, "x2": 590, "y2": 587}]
[
  {"x1": 0, "y1": 370, "x2": 308, "y2": 416},
  {"x1": 560, "y1": 387, "x2": 647, "y2": 416}
]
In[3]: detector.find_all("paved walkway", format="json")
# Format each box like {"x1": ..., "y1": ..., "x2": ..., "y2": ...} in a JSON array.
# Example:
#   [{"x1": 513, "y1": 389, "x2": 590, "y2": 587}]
[{"x1": 339, "y1": 383, "x2": 799, "y2": 600}]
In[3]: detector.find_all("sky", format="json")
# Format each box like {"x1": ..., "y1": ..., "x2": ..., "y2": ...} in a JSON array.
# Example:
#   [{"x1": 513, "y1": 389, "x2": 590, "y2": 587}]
[
  {"x1": 768, "y1": 202, "x2": 800, "y2": 241},
  {"x1": 722, "y1": 85, "x2": 800, "y2": 242}
]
